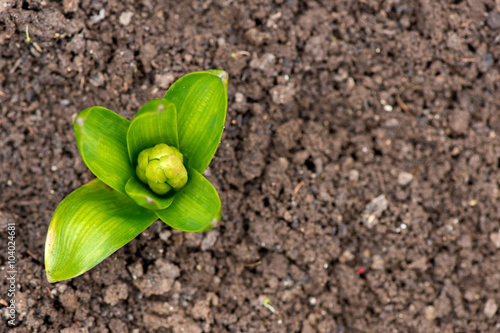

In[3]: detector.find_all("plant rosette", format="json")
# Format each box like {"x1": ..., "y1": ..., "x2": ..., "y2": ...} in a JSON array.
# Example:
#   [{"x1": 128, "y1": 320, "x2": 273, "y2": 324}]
[{"x1": 45, "y1": 70, "x2": 228, "y2": 283}]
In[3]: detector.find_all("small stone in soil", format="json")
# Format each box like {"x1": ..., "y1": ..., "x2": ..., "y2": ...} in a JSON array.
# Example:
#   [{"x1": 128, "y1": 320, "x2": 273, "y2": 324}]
[
  {"x1": 371, "y1": 255, "x2": 385, "y2": 270},
  {"x1": 250, "y1": 53, "x2": 276, "y2": 71},
  {"x1": 487, "y1": 11, "x2": 500, "y2": 29},
  {"x1": 234, "y1": 92, "x2": 245, "y2": 104},
  {"x1": 362, "y1": 195, "x2": 388, "y2": 228},
  {"x1": 448, "y1": 110, "x2": 469, "y2": 135},
  {"x1": 155, "y1": 73, "x2": 175, "y2": 89},
  {"x1": 245, "y1": 28, "x2": 270, "y2": 46},
  {"x1": 398, "y1": 172, "x2": 414, "y2": 186},
  {"x1": 270, "y1": 85, "x2": 294, "y2": 105},
  {"x1": 201, "y1": 230, "x2": 219, "y2": 251},
  {"x1": 424, "y1": 306, "x2": 436, "y2": 321},
  {"x1": 119, "y1": 11, "x2": 134, "y2": 26},
  {"x1": 489, "y1": 233, "x2": 500, "y2": 248},
  {"x1": 63, "y1": 0, "x2": 79, "y2": 13},
  {"x1": 484, "y1": 298, "x2": 498, "y2": 318},
  {"x1": 104, "y1": 283, "x2": 129, "y2": 306}
]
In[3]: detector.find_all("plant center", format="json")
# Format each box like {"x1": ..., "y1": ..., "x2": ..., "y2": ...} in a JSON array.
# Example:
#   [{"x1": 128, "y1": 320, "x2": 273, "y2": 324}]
[{"x1": 136, "y1": 143, "x2": 188, "y2": 195}]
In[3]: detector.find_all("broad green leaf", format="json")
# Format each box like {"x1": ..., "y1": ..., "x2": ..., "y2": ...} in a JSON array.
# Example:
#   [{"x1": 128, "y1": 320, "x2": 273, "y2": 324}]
[
  {"x1": 127, "y1": 99, "x2": 178, "y2": 165},
  {"x1": 163, "y1": 70, "x2": 228, "y2": 173},
  {"x1": 45, "y1": 179, "x2": 157, "y2": 283},
  {"x1": 74, "y1": 107, "x2": 132, "y2": 194},
  {"x1": 155, "y1": 167, "x2": 221, "y2": 232},
  {"x1": 125, "y1": 175, "x2": 175, "y2": 210}
]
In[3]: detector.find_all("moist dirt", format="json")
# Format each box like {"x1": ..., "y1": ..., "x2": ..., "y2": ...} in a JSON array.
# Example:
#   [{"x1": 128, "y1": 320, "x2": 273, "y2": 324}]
[{"x1": 2, "y1": 0, "x2": 500, "y2": 332}]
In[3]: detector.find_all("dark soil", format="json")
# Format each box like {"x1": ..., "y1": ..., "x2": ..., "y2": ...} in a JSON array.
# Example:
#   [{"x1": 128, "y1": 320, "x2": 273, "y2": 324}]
[{"x1": 2, "y1": 0, "x2": 500, "y2": 332}]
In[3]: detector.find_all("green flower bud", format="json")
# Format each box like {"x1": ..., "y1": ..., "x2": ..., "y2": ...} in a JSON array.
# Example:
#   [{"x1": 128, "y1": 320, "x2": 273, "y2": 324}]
[{"x1": 136, "y1": 143, "x2": 188, "y2": 195}]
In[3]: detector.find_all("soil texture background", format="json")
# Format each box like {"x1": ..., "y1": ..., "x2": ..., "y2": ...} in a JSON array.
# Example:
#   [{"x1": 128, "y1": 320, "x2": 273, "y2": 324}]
[{"x1": 2, "y1": 0, "x2": 500, "y2": 332}]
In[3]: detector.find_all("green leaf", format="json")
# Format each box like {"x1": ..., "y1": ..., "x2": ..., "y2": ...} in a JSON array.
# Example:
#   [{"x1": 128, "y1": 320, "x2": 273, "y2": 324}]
[
  {"x1": 45, "y1": 179, "x2": 157, "y2": 283},
  {"x1": 163, "y1": 70, "x2": 228, "y2": 173},
  {"x1": 125, "y1": 175, "x2": 175, "y2": 210},
  {"x1": 74, "y1": 107, "x2": 133, "y2": 194},
  {"x1": 155, "y1": 167, "x2": 221, "y2": 232},
  {"x1": 127, "y1": 99, "x2": 179, "y2": 165}
]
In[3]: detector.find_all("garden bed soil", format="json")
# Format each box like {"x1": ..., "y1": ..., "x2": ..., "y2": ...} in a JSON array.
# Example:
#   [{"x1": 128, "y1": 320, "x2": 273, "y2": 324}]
[{"x1": 2, "y1": 0, "x2": 500, "y2": 332}]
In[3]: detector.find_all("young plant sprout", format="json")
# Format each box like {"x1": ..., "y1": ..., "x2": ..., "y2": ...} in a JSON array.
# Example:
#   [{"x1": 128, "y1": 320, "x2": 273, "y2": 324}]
[{"x1": 45, "y1": 70, "x2": 228, "y2": 283}]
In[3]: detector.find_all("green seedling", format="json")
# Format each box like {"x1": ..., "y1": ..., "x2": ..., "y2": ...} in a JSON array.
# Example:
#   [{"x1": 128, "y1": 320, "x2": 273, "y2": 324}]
[
  {"x1": 263, "y1": 298, "x2": 276, "y2": 314},
  {"x1": 25, "y1": 25, "x2": 30, "y2": 42},
  {"x1": 45, "y1": 70, "x2": 228, "y2": 282}
]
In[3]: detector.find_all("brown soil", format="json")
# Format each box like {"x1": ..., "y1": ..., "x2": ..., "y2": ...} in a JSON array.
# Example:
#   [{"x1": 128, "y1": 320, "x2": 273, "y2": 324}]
[{"x1": 2, "y1": 0, "x2": 500, "y2": 332}]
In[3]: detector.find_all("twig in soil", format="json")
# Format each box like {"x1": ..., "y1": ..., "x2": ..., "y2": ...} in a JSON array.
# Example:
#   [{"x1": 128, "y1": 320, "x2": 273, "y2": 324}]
[
  {"x1": 395, "y1": 94, "x2": 410, "y2": 114},
  {"x1": 46, "y1": 287, "x2": 54, "y2": 299},
  {"x1": 0, "y1": 299, "x2": 8, "y2": 307},
  {"x1": 396, "y1": 84, "x2": 424, "y2": 115},
  {"x1": 0, "y1": 90, "x2": 7, "y2": 97},
  {"x1": 9, "y1": 57, "x2": 23, "y2": 74},
  {"x1": 461, "y1": 19, "x2": 472, "y2": 28},
  {"x1": 460, "y1": 57, "x2": 476, "y2": 63},
  {"x1": 33, "y1": 43, "x2": 43, "y2": 54},
  {"x1": 292, "y1": 180, "x2": 304, "y2": 201},
  {"x1": 25, "y1": 249, "x2": 39, "y2": 262},
  {"x1": 242, "y1": 260, "x2": 262, "y2": 268},
  {"x1": 231, "y1": 50, "x2": 251, "y2": 58},
  {"x1": 14, "y1": 200, "x2": 41, "y2": 206},
  {"x1": 377, "y1": 171, "x2": 386, "y2": 194}
]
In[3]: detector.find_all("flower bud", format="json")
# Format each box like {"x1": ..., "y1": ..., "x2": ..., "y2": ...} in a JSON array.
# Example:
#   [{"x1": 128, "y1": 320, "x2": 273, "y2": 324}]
[{"x1": 136, "y1": 143, "x2": 188, "y2": 195}]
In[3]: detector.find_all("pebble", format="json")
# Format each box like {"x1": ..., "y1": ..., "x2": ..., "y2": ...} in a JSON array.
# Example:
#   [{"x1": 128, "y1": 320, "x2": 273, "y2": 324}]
[
  {"x1": 349, "y1": 169, "x2": 359, "y2": 182},
  {"x1": 234, "y1": 92, "x2": 245, "y2": 104},
  {"x1": 270, "y1": 85, "x2": 294, "y2": 105},
  {"x1": 484, "y1": 298, "x2": 498, "y2": 318},
  {"x1": 0, "y1": 211, "x2": 15, "y2": 228},
  {"x1": 245, "y1": 28, "x2": 269, "y2": 46},
  {"x1": 398, "y1": 172, "x2": 414, "y2": 186},
  {"x1": 63, "y1": 0, "x2": 79, "y2": 13},
  {"x1": 103, "y1": 283, "x2": 129, "y2": 306},
  {"x1": 371, "y1": 255, "x2": 385, "y2": 270},
  {"x1": 119, "y1": 11, "x2": 134, "y2": 26},
  {"x1": 448, "y1": 109, "x2": 469, "y2": 135},
  {"x1": 487, "y1": 11, "x2": 500, "y2": 29},
  {"x1": 347, "y1": 77, "x2": 356, "y2": 90},
  {"x1": 90, "y1": 72, "x2": 105, "y2": 87},
  {"x1": 362, "y1": 195, "x2": 388, "y2": 228},
  {"x1": 159, "y1": 230, "x2": 172, "y2": 242},
  {"x1": 478, "y1": 53, "x2": 494, "y2": 72},
  {"x1": 201, "y1": 230, "x2": 219, "y2": 251},
  {"x1": 155, "y1": 73, "x2": 175, "y2": 89},
  {"x1": 339, "y1": 250, "x2": 355, "y2": 263},
  {"x1": 490, "y1": 233, "x2": 500, "y2": 248},
  {"x1": 464, "y1": 289, "x2": 480, "y2": 302},
  {"x1": 424, "y1": 306, "x2": 436, "y2": 321},
  {"x1": 385, "y1": 118, "x2": 399, "y2": 127},
  {"x1": 383, "y1": 104, "x2": 393, "y2": 112},
  {"x1": 249, "y1": 53, "x2": 276, "y2": 71}
]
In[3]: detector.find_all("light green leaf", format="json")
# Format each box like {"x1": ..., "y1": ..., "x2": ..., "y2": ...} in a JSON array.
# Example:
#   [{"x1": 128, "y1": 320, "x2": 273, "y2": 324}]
[
  {"x1": 45, "y1": 179, "x2": 157, "y2": 283},
  {"x1": 127, "y1": 99, "x2": 179, "y2": 165},
  {"x1": 155, "y1": 167, "x2": 221, "y2": 232},
  {"x1": 125, "y1": 175, "x2": 175, "y2": 210},
  {"x1": 74, "y1": 107, "x2": 132, "y2": 194},
  {"x1": 163, "y1": 70, "x2": 228, "y2": 173}
]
